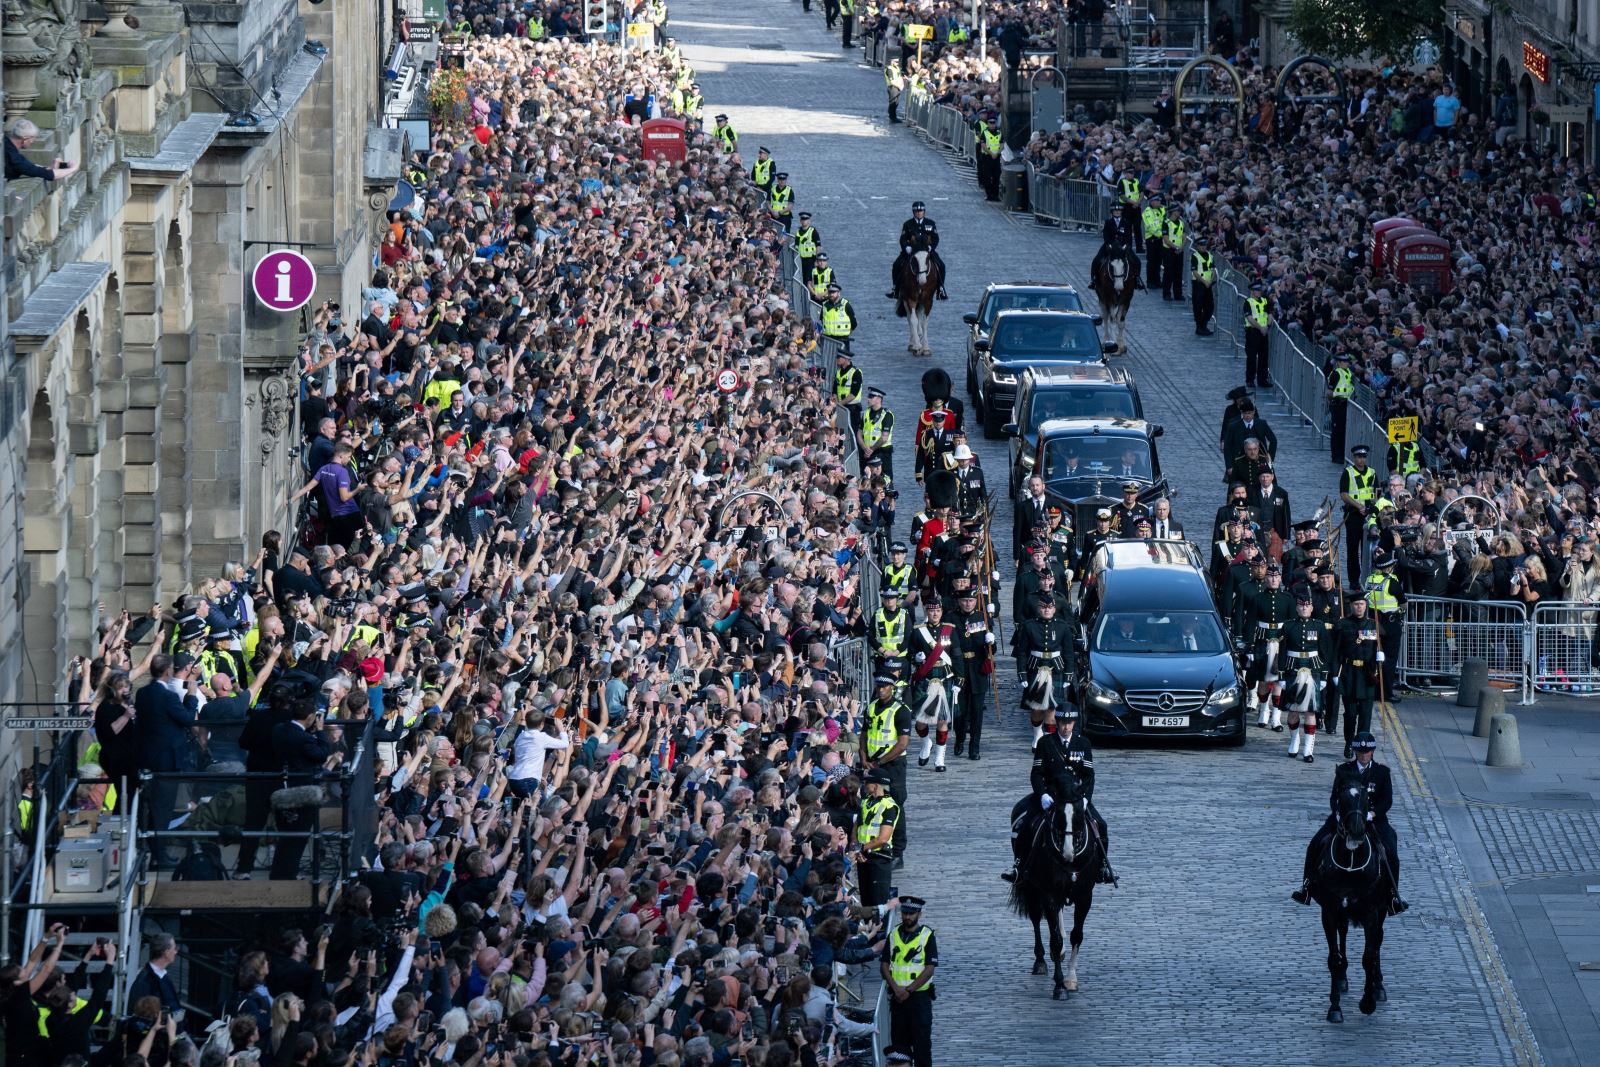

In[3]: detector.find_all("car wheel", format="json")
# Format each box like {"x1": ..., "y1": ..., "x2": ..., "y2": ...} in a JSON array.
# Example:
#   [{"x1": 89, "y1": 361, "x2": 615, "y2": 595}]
[
  {"x1": 966, "y1": 360, "x2": 977, "y2": 400},
  {"x1": 982, "y1": 399, "x2": 1002, "y2": 439},
  {"x1": 1224, "y1": 711, "x2": 1247, "y2": 746}
]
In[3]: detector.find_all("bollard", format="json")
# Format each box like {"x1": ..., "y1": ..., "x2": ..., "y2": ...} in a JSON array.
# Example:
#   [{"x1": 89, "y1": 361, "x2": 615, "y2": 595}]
[
  {"x1": 1486, "y1": 713, "x2": 1523, "y2": 768},
  {"x1": 1457, "y1": 659, "x2": 1488, "y2": 706},
  {"x1": 1472, "y1": 687, "x2": 1505, "y2": 739}
]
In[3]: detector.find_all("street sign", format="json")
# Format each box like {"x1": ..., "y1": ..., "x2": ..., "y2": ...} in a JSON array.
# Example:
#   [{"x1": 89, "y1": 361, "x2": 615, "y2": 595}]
[
  {"x1": 1387, "y1": 416, "x2": 1418, "y2": 444},
  {"x1": 626, "y1": 22, "x2": 652, "y2": 38},
  {"x1": 905, "y1": 23, "x2": 933, "y2": 41},
  {"x1": 251, "y1": 250, "x2": 317, "y2": 313},
  {"x1": 4, "y1": 717, "x2": 93, "y2": 730},
  {"x1": 717, "y1": 369, "x2": 741, "y2": 394}
]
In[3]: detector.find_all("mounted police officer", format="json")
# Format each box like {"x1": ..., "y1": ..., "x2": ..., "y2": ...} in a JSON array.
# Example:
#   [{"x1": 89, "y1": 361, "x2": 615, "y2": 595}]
[
  {"x1": 1293, "y1": 731, "x2": 1408, "y2": 915},
  {"x1": 1246, "y1": 561, "x2": 1295, "y2": 730},
  {"x1": 856, "y1": 767, "x2": 900, "y2": 905},
  {"x1": 888, "y1": 201, "x2": 948, "y2": 300},
  {"x1": 951, "y1": 586, "x2": 994, "y2": 761},
  {"x1": 1005, "y1": 704, "x2": 1115, "y2": 884},
  {"x1": 862, "y1": 674, "x2": 913, "y2": 865}
]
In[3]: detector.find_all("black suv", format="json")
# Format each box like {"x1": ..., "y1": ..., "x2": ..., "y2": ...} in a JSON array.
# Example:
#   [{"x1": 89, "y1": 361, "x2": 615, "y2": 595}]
[
  {"x1": 968, "y1": 309, "x2": 1105, "y2": 437},
  {"x1": 1028, "y1": 417, "x2": 1167, "y2": 534},
  {"x1": 1001, "y1": 365, "x2": 1142, "y2": 496},
  {"x1": 1076, "y1": 539, "x2": 1244, "y2": 743},
  {"x1": 963, "y1": 281, "x2": 1092, "y2": 377}
]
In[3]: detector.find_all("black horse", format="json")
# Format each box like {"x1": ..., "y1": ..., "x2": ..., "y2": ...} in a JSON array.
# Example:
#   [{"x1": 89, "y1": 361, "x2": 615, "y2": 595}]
[
  {"x1": 1008, "y1": 799, "x2": 1105, "y2": 999},
  {"x1": 1308, "y1": 772, "x2": 1390, "y2": 1023}
]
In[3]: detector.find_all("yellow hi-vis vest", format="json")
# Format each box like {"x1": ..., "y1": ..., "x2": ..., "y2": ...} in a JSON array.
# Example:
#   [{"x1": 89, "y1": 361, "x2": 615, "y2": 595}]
[
  {"x1": 865, "y1": 698, "x2": 903, "y2": 758},
  {"x1": 1345, "y1": 465, "x2": 1375, "y2": 503},
  {"x1": 1331, "y1": 365, "x2": 1355, "y2": 398},
  {"x1": 862, "y1": 408, "x2": 892, "y2": 447},
  {"x1": 1247, "y1": 297, "x2": 1270, "y2": 329},
  {"x1": 1141, "y1": 206, "x2": 1165, "y2": 239},
  {"x1": 857, "y1": 794, "x2": 899, "y2": 852},
  {"x1": 889, "y1": 925, "x2": 932, "y2": 985},
  {"x1": 822, "y1": 302, "x2": 853, "y2": 338}
]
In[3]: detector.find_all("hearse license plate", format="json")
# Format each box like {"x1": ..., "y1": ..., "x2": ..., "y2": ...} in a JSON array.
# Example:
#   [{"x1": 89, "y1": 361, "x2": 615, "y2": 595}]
[{"x1": 1141, "y1": 714, "x2": 1189, "y2": 728}]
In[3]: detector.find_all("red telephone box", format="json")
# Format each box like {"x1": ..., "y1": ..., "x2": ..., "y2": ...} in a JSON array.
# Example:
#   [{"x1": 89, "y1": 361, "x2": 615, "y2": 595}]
[
  {"x1": 1371, "y1": 217, "x2": 1421, "y2": 273},
  {"x1": 1388, "y1": 234, "x2": 1454, "y2": 295},
  {"x1": 640, "y1": 118, "x2": 686, "y2": 163}
]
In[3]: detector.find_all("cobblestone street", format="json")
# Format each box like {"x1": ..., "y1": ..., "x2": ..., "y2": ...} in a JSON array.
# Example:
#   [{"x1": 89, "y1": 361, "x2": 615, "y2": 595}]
[{"x1": 677, "y1": 1, "x2": 1540, "y2": 1063}]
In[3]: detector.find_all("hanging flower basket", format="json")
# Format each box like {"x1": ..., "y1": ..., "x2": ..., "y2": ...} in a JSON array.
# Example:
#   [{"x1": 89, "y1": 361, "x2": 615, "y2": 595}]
[{"x1": 428, "y1": 69, "x2": 472, "y2": 123}]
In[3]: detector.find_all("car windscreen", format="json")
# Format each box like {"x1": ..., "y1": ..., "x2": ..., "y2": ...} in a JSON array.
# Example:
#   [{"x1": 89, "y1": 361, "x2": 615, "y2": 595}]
[
  {"x1": 993, "y1": 317, "x2": 1100, "y2": 358},
  {"x1": 1040, "y1": 435, "x2": 1152, "y2": 481},
  {"x1": 1093, "y1": 612, "x2": 1228, "y2": 654},
  {"x1": 981, "y1": 290, "x2": 1083, "y2": 328},
  {"x1": 1028, "y1": 388, "x2": 1137, "y2": 426}
]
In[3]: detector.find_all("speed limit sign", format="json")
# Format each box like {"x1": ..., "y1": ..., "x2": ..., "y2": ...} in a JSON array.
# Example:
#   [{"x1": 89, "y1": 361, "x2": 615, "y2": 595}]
[{"x1": 716, "y1": 369, "x2": 741, "y2": 393}]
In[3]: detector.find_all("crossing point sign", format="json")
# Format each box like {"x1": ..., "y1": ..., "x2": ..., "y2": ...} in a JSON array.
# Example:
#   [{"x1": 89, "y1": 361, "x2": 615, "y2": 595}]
[
  {"x1": 1387, "y1": 416, "x2": 1419, "y2": 444},
  {"x1": 905, "y1": 23, "x2": 934, "y2": 42}
]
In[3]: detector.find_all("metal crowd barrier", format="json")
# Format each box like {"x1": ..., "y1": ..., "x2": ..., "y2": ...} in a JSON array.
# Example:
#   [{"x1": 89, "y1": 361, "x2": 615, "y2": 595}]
[
  {"x1": 1024, "y1": 165, "x2": 1111, "y2": 231},
  {"x1": 1530, "y1": 603, "x2": 1600, "y2": 693},
  {"x1": 1398, "y1": 596, "x2": 1533, "y2": 705},
  {"x1": 832, "y1": 636, "x2": 872, "y2": 711},
  {"x1": 1267, "y1": 327, "x2": 1327, "y2": 431}
]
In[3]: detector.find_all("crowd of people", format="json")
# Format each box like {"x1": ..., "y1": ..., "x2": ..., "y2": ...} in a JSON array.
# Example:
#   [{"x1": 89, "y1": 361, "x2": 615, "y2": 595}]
[{"x1": 0, "y1": 4, "x2": 974, "y2": 1067}]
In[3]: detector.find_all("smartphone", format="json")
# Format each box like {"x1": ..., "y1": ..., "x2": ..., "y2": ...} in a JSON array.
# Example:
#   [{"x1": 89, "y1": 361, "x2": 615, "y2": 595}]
[
  {"x1": 741, "y1": 1020, "x2": 755, "y2": 1041},
  {"x1": 428, "y1": 940, "x2": 441, "y2": 956},
  {"x1": 647, "y1": 843, "x2": 666, "y2": 857},
  {"x1": 416, "y1": 1010, "x2": 433, "y2": 1032},
  {"x1": 776, "y1": 964, "x2": 790, "y2": 984}
]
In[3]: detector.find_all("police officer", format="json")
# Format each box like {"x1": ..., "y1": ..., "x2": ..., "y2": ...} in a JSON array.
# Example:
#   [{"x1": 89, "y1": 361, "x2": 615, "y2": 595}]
[
  {"x1": 1326, "y1": 352, "x2": 1355, "y2": 464},
  {"x1": 1293, "y1": 731, "x2": 1408, "y2": 915},
  {"x1": 882, "y1": 896, "x2": 937, "y2": 1067},
  {"x1": 750, "y1": 145, "x2": 775, "y2": 195},
  {"x1": 808, "y1": 251, "x2": 835, "y2": 304},
  {"x1": 1281, "y1": 589, "x2": 1329, "y2": 762},
  {"x1": 793, "y1": 211, "x2": 821, "y2": 281},
  {"x1": 769, "y1": 171, "x2": 794, "y2": 230},
  {"x1": 855, "y1": 766, "x2": 900, "y2": 905},
  {"x1": 1005, "y1": 703, "x2": 1115, "y2": 884},
  {"x1": 883, "y1": 540, "x2": 914, "y2": 595},
  {"x1": 861, "y1": 386, "x2": 896, "y2": 482},
  {"x1": 1016, "y1": 593, "x2": 1072, "y2": 742},
  {"x1": 1387, "y1": 434, "x2": 1422, "y2": 481},
  {"x1": 977, "y1": 113, "x2": 1003, "y2": 202},
  {"x1": 871, "y1": 586, "x2": 910, "y2": 664},
  {"x1": 1079, "y1": 507, "x2": 1115, "y2": 571},
  {"x1": 711, "y1": 113, "x2": 737, "y2": 154},
  {"x1": 890, "y1": 201, "x2": 946, "y2": 299},
  {"x1": 1139, "y1": 191, "x2": 1166, "y2": 290},
  {"x1": 823, "y1": 284, "x2": 858, "y2": 347},
  {"x1": 885, "y1": 56, "x2": 906, "y2": 123},
  {"x1": 862, "y1": 674, "x2": 913, "y2": 864},
  {"x1": 1364, "y1": 549, "x2": 1406, "y2": 703},
  {"x1": 951, "y1": 586, "x2": 994, "y2": 760},
  {"x1": 1340, "y1": 445, "x2": 1377, "y2": 583},
  {"x1": 1334, "y1": 595, "x2": 1379, "y2": 759},
  {"x1": 1161, "y1": 209, "x2": 1186, "y2": 302},
  {"x1": 1246, "y1": 562, "x2": 1296, "y2": 730},
  {"x1": 1244, "y1": 281, "x2": 1272, "y2": 389},
  {"x1": 839, "y1": 0, "x2": 856, "y2": 48},
  {"x1": 1109, "y1": 481, "x2": 1149, "y2": 535},
  {"x1": 1190, "y1": 236, "x2": 1216, "y2": 334}
]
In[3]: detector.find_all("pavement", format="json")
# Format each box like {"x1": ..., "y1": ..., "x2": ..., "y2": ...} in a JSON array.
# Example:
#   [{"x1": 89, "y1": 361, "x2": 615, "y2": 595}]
[{"x1": 674, "y1": 2, "x2": 1547, "y2": 1062}]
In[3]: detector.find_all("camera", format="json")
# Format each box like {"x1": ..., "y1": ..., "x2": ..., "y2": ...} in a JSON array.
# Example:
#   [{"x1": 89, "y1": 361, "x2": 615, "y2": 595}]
[
  {"x1": 1392, "y1": 524, "x2": 1421, "y2": 546},
  {"x1": 325, "y1": 598, "x2": 359, "y2": 619}
]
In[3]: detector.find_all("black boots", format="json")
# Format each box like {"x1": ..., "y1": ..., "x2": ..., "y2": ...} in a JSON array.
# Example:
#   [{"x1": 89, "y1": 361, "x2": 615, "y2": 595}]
[{"x1": 1291, "y1": 881, "x2": 1311, "y2": 906}]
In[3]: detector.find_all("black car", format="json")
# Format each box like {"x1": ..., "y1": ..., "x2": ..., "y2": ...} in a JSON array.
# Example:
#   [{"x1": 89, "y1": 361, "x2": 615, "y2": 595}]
[
  {"x1": 968, "y1": 309, "x2": 1106, "y2": 437},
  {"x1": 1028, "y1": 417, "x2": 1167, "y2": 534},
  {"x1": 1001, "y1": 365, "x2": 1142, "y2": 496},
  {"x1": 963, "y1": 282, "x2": 1093, "y2": 379},
  {"x1": 1076, "y1": 539, "x2": 1244, "y2": 743}
]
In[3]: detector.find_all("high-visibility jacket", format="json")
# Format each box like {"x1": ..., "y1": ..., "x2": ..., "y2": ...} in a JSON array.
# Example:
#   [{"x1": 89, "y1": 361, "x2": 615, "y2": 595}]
[
  {"x1": 862, "y1": 408, "x2": 893, "y2": 447},
  {"x1": 675, "y1": 66, "x2": 693, "y2": 90},
  {"x1": 17, "y1": 796, "x2": 34, "y2": 834},
  {"x1": 1330, "y1": 365, "x2": 1355, "y2": 399},
  {"x1": 1246, "y1": 297, "x2": 1270, "y2": 329},
  {"x1": 857, "y1": 794, "x2": 900, "y2": 852},
  {"x1": 1391, "y1": 440, "x2": 1421, "y2": 475},
  {"x1": 770, "y1": 184, "x2": 793, "y2": 216},
  {"x1": 871, "y1": 609, "x2": 906, "y2": 657},
  {"x1": 1119, "y1": 177, "x2": 1141, "y2": 204},
  {"x1": 980, "y1": 128, "x2": 1002, "y2": 157},
  {"x1": 650, "y1": 0, "x2": 667, "y2": 24},
  {"x1": 1141, "y1": 205, "x2": 1165, "y2": 239},
  {"x1": 839, "y1": 0, "x2": 854, "y2": 14},
  {"x1": 681, "y1": 92, "x2": 703, "y2": 118},
  {"x1": 424, "y1": 376, "x2": 462, "y2": 410},
  {"x1": 809, "y1": 266, "x2": 834, "y2": 295},
  {"x1": 794, "y1": 226, "x2": 819, "y2": 257},
  {"x1": 1364, "y1": 571, "x2": 1400, "y2": 613},
  {"x1": 1344, "y1": 465, "x2": 1376, "y2": 503},
  {"x1": 948, "y1": 25, "x2": 969, "y2": 42},
  {"x1": 1191, "y1": 249, "x2": 1214, "y2": 285},
  {"x1": 889, "y1": 925, "x2": 933, "y2": 985},
  {"x1": 886, "y1": 65, "x2": 904, "y2": 90},
  {"x1": 822, "y1": 301, "x2": 853, "y2": 338},
  {"x1": 833, "y1": 365, "x2": 863, "y2": 402},
  {"x1": 883, "y1": 562, "x2": 914, "y2": 590},
  {"x1": 1163, "y1": 217, "x2": 1185, "y2": 249},
  {"x1": 527, "y1": 17, "x2": 545, "y2": 39},
  {"x1": 37, "y1": 994, "x2": 103, "y2": 1037},
  {"x1": 715, "y1": 123, "x2": 736, "y2": 152},
  {"x1": 752, "y1": 158, "x2": 773, "y2": 186},
  {"x1": 864, "y1": 697, "x2": 906, "y2": 758},
  {"x1": 662, "y1": 44, "x2": 681, "y2": 68}
]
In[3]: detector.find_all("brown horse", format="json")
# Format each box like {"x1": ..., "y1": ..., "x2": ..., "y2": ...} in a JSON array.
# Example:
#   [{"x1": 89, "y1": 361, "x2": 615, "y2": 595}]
[
  {"x1": 1091, "y1": 230, "x2": 1139, "y2": 354},
  {"x1": 894, "y1": 248, "x2": 943, "y2": 356}
]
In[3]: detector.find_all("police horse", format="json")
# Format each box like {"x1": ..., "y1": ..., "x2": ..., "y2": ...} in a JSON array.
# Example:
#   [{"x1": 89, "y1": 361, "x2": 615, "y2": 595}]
[
  {"x1": 1306, "y1": 772, "x2": 1390, "y2": 1023},
  {"x1": 894, "y1": 239, "x2": 944, "y2": 357},
  {"x1": 1009, "y1": 789, "x2": 1106, "y2": 1000},
  {"x1": 1090, "y1": 221, "x2": 1140, "y2": 354}
]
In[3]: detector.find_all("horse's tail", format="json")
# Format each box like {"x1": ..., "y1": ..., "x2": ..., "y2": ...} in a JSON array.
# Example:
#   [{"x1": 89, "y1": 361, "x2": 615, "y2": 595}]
[
  {"x1": 1008, "y1": 875, "x2": 1034, "y2": 919},
  {"x1": 895, "y1": 298, "x2": 908, "y2": 319}
]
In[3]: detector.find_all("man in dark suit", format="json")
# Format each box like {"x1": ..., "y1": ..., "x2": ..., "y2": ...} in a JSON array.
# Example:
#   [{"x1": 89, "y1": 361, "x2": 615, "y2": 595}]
[
  {"x1": 136, "y1": 654, "x2": 201, "y2": 864},
  {"x1": 1147, "y1": 497, "x2": 1183, "y2": 540},
  {"x1": 235, "y1": 683, "x2": 301, "y2": 878},
  {"x1": 269, "y1": 702, "x2": 340, "y2": 879},
  {"x1": 1013, "y1": 475, "x2": 1050, "y2": 561},
  {"x1": 1220, "y1": 398, "x2": 1278, "y2": 472},
  {"x1": 126, "y1": 932, "x2": 182, "y2": 1016},
  {"x1": 1251, "y1": 467, "x2": 1292, "y2": 547},
  {"x1": 1293, "y1": 730, "x2": 1406, "y2": 914},
  {"x1": 362, "y1": 841, "x2": 428, "y2": 919}
]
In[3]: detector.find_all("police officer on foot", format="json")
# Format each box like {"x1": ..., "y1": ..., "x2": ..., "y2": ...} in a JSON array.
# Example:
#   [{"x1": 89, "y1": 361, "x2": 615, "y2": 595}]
[
  {"x1": 808, "y1": 251, "x2": 834, "y2": 304},
  {"x1": 977, "y1": 114, "x2": 1003, "y2": 202},
  {"x1": 712, "y1": 113, "x2": 737, "y2": 154},
  {"x1": 882, "y1": 896, "x2": 937, "y2": 1067},
  {"x1": 794, "y1": 210, "x2": 820, "y2": 280},
  {"x1": 856, "y1": 767, "x2": 900, "y2": 905},
  {"x1": 862, "y1": 674, "x2": 913, "y2": 867},
  {"x1": 1190, "y1": 236, "x2": 1216, "y2": 335},
  {"x1": 750, "y1": 146, "x2": 775, "y2": 194},
  {"x1": 1340, "y1": 445, "x2": 1377, "y2": 582},
  {"x1": 1326, "y1": 352, "x2": 1354, "y2": 464},
  {"x1": 861, "y1": 386, "x2": 896, "y2": 479},
  {"x1": 839, "y1": 0, "x2": 857, "y2": 48},
  {"x1": 1293, "y1": 730, "x2": 1408, "y2": 915},
  {"x1": 1244, "y1": 280, "x2": 1272, "y2": 389},
  {"x1": 769, "y1": 172, "x2": 794, "y2": 230},
  {"x1": 885, "y1": 56, "x2": 906, "y2": 123},
  {"x1": 1364, "y1": 548, "x2": 1405, "y2": 702},
  {"x1": 823, "y1": 283, "x2": 858, "y2": 346}
]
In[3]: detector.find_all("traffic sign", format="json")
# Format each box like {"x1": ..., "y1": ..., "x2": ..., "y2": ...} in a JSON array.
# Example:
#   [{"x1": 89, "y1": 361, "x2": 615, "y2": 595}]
[
  {"x1": 626, "y1": 22, "x2": 652, "y2": 38},
  {"x1": 4, "y1": 717, "x2": 93, "y2": 730},
  {"x1": 1386, "y1": 416, "x2": 1418, "y2": 444},
  {"x1": 905, "y1": 23, "x2": 934, "y2": 41},
  {"x1": 251, "y1": 250, "x2": 317, "y2": 313},
  {"x1": 717, "y1": 369, "x2": 741, "y2": 394}
]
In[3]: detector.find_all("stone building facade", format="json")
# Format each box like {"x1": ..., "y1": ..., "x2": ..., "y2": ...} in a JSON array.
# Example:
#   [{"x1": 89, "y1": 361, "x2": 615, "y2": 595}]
[{"x1": 0, "y1": 0, "x2": 393, "y2": 759}]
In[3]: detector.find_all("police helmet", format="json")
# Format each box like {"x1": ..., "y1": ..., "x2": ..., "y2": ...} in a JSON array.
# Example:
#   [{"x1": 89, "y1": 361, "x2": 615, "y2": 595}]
[
  {"x1": 911, "y1": 201, "x2": 926, "y2": 212},
  {"x1": 1056, "y1": 704, "x2": 1081, "y2": 722},
  {"x1": 1351, "y1": 731, "x2": 1378, "y2": 751},
  {"x1": 890, "y1": 541, "x2": 908, "y2": 554}
]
